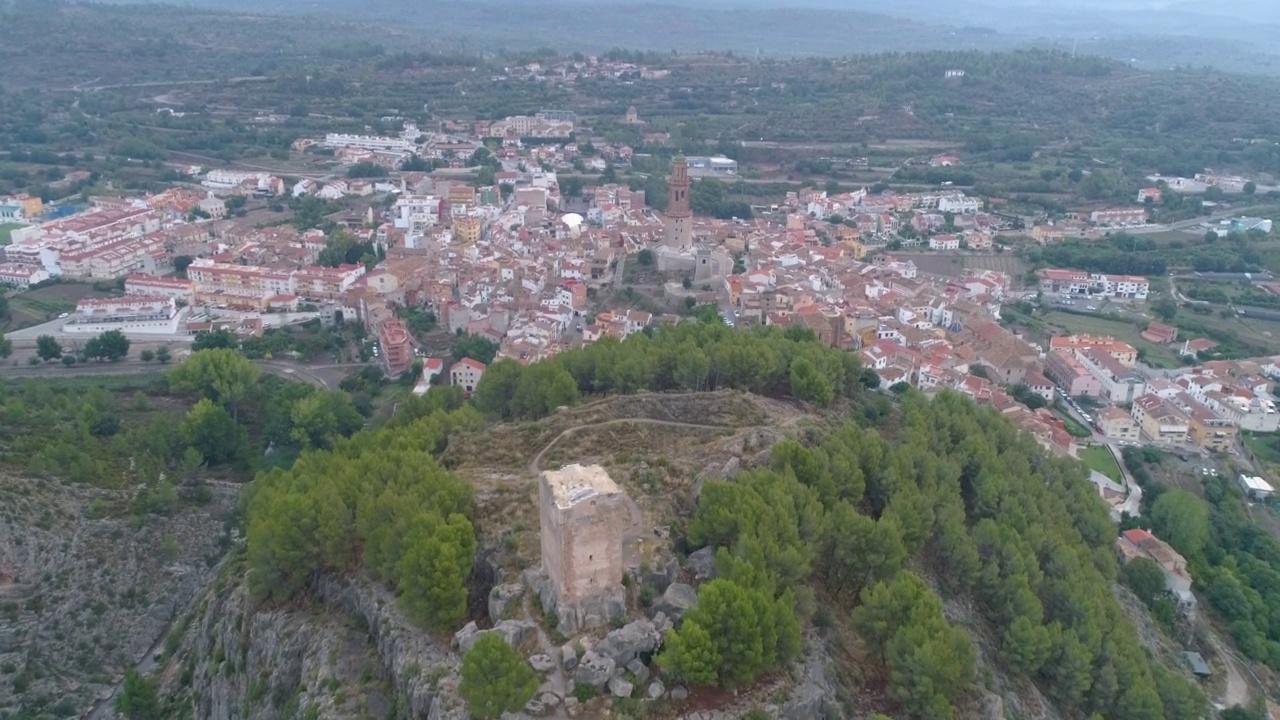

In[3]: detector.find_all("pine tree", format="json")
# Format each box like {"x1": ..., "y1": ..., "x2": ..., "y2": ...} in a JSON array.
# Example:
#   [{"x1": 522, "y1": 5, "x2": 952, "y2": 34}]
[{"x1": 460, "y1": 634, "x2": 539, "y2": 720}]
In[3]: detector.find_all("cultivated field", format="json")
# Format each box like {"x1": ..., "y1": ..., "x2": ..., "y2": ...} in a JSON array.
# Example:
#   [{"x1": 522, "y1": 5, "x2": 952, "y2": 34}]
[
  {"x1": 5, "y1": 284, "x2": 116, "y2": 331},
  {"x1": 1039, "y1": 310, "x2": 1183, "y2": 368}
]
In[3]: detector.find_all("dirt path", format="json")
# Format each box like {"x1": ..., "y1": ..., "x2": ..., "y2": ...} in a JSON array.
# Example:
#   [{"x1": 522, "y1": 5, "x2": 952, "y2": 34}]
[
  {"x1": 527, "y1": 418, "x2": 735, "y2": 476},
  {"x1": 1208, "y1": 631, "x2": 1252, "y2": 709}
]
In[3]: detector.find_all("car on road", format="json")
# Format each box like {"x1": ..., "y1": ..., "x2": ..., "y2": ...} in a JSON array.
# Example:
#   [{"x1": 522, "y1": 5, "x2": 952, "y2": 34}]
[{"x1": 58, "y1": 312, "x2": 69, "y2": 318}]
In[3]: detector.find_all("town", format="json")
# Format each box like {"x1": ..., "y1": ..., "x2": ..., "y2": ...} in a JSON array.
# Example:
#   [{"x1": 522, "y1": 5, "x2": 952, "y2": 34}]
[{"x1": 4, "y1": 111, "x2": 1280, "y2": 490}]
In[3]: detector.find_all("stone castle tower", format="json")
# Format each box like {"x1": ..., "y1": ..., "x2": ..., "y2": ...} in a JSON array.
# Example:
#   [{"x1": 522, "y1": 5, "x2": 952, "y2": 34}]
[
  {"x1": 535, "y1": 464, "x2": 632, "y2": 631},
  {"x1": 664, "y1": 155, "x2": 693, "y2": 252}
]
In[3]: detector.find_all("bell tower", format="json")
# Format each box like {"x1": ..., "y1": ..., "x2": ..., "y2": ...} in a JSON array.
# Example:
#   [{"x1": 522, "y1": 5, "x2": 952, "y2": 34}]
[{"x1": 664, "y1": 155, "x2": 693, "y2": 252}]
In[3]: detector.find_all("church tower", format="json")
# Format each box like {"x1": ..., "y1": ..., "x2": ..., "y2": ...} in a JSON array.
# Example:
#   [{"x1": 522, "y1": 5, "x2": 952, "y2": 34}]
[{"x1": 664, "y1": 155, "x2": 693, "y2": 252}]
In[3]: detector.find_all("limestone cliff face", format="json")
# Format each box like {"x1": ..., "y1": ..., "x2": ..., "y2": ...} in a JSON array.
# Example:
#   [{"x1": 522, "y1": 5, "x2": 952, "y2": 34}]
[
  {"x1": 166, "y1": 566, "x2": 467, "y2": 720},
  {"x1": 0, "y1": 475, "x2": 237, "y2": 719}
]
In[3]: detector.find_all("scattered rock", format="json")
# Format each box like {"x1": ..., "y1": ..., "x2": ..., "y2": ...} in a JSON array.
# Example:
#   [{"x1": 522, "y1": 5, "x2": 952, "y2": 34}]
[
  {"x1": 626, "y1": 658, "x2": 650, "y2": 684},
  {"x1": 561, "y1": 642, "x2": 578, "y2": 670},
  {"x1": 540, "y1": 693, "x2": 562, "y2": 709},
  {"x1": 646, "y1": 680, "x2": 665, "y2": 700},
  {"x1": 653, "y1": 611, "x2": 673, "y2": 634},
  {"x1": 652, "y1": 582, "x2": 696, "y2": 623},
  {"x1": 720, "y1": 456, "x2": 740, "y2": 477},
  {"x1": 687, "y1": 547, "x2": 716, "y2": 581},
  {"x1": 574, "y1": 650, "x2": 616, "y2": 688},
  {"x1": 529, "y1": 653, "x2": 556, "y2": 674},
  {"x1": 564, "y1": 697, "x2": 580, "y2": 717},
  {"x1": 594, "y1": 619, "x2": 661, "y2": 667},
  {"x1": 493, "y1": 619, "x2": 537, "y2": 649},
  {"x1": 642, "y1": 554, "x2": 681, "y2": 594},
  {"x1": 454, "y1": 619, "x2": 535, "y2": 654},
  {"x1": 608, "y1": 674, "x2": 634, "y2": 698},
  {"x1": 671, "y1": 686, "x2": 689, "y2": 701},
  {"x1": 524, "y1": 698, "x2": 547, "y2": 716},
  {"x1": 488, "y1": 583, "x2": 524, "y2": 622},
  {"x1": 453, "y1": 621, "x2": 483, "y2": 653}
]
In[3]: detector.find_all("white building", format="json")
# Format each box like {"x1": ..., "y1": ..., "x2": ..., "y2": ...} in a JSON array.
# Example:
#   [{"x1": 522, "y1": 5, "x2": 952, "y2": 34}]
[
  {"x1": 0, "y1": 263, "x2": 50, "y2": 288},
  {"x1": 451, "y1": 357, "x2": 487, "y2": 393},
  {"x1": 74, "y1": 295, "x2": 177, "y2": 324},
  {"x1": 323, "y1": 133, "x2": 416, "y2": 154},
  {"x1": 1239, "y1": 474, "x2": 1275, "y2": 501},
  {"x1": 125, "y1": 274, "x2": 197, "y2": 303}
]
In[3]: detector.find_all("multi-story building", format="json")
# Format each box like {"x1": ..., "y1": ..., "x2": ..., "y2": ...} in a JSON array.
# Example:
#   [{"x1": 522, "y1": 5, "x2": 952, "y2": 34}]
[
  {"x1": 1186, "y1": 404, "x2": 1237, "y2": 453},
  {"x1": 378, "y1": 318, "x2": 414, "y2": 376},
  {"x1": 1090, "y1": 207, "x2": 1148, "y2": 227},
  {"x1": 1131, "y1": 395, "x2": 1190, "y2": 444},
  {"x1": 1049, "y1": 335, "x2": 1138, "y2": 367},
  {"x1": 451, "y1": 357, "x2": 487, "y2": 393},
  {"x1": 1076, "y1": 349, "x2": 1147, "y2": 403},
  {"x1": 74, "y1": 295, "x2": 176, "y2": 324},
  {"x1": 125, "y1": 274, "x2": 197, "y2": 303},
  {"x1": 323, "y1": 133, "x2": 416, "y2": 154},
  {"x1": 291, "y1": 264, "x2": 366, "y2": 301},
  {"x1": 1035, "y1": 270, "x2": 1149, "y2": 299},
  {"x1": 1097, "y1": 406, "x2": 1140, "y2": 441},
  {"x1": 0, "y1": 263, "x2": 49, "y2": 288},
  {"x1": 1045, "y1": 348, "x2": 1102, "y2": 397},
  {"x1": 1036, "y1": 268, "x2": 1092, "y2": 294}
]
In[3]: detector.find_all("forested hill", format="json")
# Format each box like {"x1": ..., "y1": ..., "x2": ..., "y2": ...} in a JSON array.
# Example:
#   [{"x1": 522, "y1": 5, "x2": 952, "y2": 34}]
[{"x1": 230, "y1": 321, "x2": 1212, "y2": 720}]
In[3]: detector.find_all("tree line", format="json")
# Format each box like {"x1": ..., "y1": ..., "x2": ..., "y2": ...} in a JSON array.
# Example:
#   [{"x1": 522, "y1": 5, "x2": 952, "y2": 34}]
[{"x1": 473, "y1": 322, "x2": 865, "y2": 421}]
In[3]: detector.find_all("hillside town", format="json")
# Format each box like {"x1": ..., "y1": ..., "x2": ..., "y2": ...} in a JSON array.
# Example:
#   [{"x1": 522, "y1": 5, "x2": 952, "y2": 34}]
[{"x1": 3, "y1": 124, "x2": 1280, "y2": 495}]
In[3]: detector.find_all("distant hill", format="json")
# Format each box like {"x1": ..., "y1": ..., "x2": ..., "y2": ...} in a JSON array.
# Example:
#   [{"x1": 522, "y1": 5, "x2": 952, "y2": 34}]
[{"x1": 75, "y1": 0, "x2": 1280, "y2": 74}]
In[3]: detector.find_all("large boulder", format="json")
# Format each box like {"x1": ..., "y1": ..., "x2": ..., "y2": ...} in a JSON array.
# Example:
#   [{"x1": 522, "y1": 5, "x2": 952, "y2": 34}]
[
  {"x1": 651, "y1": 583, "x2": 696, "y2": 623},
  {"x1": 594, "y1": 620, "x2": 661, "y2": 667},
  {"x1": 687, "y1": 547, "x2": 716, "y2": 581},
  {"x1": 641, "y1": 555, "x2": 682, "y2": 594},
  {"x1": 625, "y1": 658, "x2": 650, "y2": 684},
  {"x1": 561, "y1": 642, "x2": 578, "y2": 670},
  {"x1": 608, "y1": 674, "x2": 634, "y2": 699},
  {"x1": 453, "y1": 619, "x2": 536, "y2": 654},
  {"x1": 529, "y1": 653, "x2": 557, "y2": 674},
  {"x1": 574, "y1": 650, "x2": 615, "y2": 689},
  {"x1": 492, "y1": 619, "x2": 537, "y2": 649},
  {"x1": 453, "y1": 621, "x2": 483, "y2": 653},
  {"x1": 488, "y1": 583, "x2": 524, "y2": 622}
]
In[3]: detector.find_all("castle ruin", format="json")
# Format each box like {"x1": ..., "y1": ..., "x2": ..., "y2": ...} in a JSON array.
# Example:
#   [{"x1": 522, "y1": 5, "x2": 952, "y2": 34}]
[{"x1": 531, "y1": 463, "x2": 633, "y2": 633}]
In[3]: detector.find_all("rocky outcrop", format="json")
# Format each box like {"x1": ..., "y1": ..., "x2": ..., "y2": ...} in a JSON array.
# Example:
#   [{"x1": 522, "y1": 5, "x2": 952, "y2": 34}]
[
  {"x1": 488, "y1": 583, "x2": 524, "y2": 622},
  {"x1": 522, "y1": 568, "x2": 625, "y2": 636},
  {"x1": 573, "y1": 651, "x2": 615, "y2": 689},
  {"x1": 594, "y1": 619, "x2": 662, "y2": 668},
  {"x1": 651, "y1": 583, "x2": 696, "y2": 623},
  {"x1": 0, "y1": 475, "x2": 238, "y2": 719},
  {"x1": 167, "y1": 569, "x2": 467, "y2": 720},
  {"x1": 780, "y1": 633, "x2": 844, "y2": 720},
  {"x1": 686, "y1": 547, "x2": 717, "y2": 582}
]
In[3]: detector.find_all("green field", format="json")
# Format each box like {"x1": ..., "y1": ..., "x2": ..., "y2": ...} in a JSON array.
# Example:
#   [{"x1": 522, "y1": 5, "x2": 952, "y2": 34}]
[
  {"x1": 1244, "y1": 432, "x2": 1280, "y2": 476},
  {"x1": 0, "y1": 223, "x2": 24, "y2": 246},
  {"x1": 1040, "y1": 311, "x2": 1184, "y2": 368},
  {"x1": 1080, "y1": 444, "x2": 1123, "y2": 482}
]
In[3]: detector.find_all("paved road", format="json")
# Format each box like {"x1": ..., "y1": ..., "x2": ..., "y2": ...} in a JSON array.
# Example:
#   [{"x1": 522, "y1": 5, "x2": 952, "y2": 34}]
[{"x1": 0, "y1": 358, "x2": 356, "y2": 390}]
